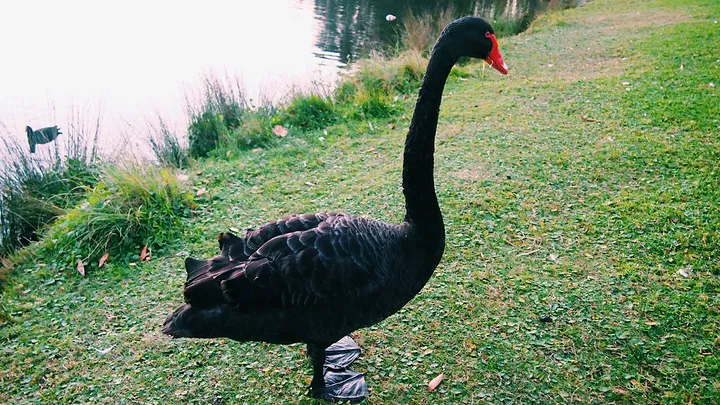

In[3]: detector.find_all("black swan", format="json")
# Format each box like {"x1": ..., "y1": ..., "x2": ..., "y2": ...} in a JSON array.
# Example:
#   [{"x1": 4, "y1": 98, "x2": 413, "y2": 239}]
[
  {"x1": 26, "y1": 125, "x2": 62, "y2": 153},
  {"x1": 163, "y1": 16, "x2": 508, "y2": 400}
]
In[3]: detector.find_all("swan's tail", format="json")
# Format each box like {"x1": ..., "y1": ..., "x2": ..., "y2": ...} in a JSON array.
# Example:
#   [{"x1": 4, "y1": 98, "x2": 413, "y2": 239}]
[
  {"x1": 162, "y1": 304, "x2": 229, "y2": 338},
  {"x1": 183, "y1": 256, "x2": 239, "y2": 307},
  {"x1": 218, "y1": 232, "x2": 249, "y2": 261}
]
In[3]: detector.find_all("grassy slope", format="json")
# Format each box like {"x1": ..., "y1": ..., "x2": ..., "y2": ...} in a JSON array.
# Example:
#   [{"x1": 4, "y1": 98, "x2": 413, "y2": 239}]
[{"x1": 1, "y1": 0, "x2": 718, "y2": 403}]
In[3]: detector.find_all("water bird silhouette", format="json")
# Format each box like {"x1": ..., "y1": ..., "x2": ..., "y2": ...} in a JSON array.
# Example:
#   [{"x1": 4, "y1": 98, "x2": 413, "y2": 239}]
[{"x1": 26, "y1": 125, "x2": 62, "y2": 153}]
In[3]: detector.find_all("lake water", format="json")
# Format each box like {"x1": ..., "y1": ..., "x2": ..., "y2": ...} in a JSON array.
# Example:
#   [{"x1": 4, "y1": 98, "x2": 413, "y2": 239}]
[{"x1": 0, "y1": 0, "x2": 558, "y2": 159}]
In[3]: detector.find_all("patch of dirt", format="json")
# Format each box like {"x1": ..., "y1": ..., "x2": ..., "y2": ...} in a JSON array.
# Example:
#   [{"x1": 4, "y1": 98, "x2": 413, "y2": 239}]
[
  {"x1": 562, "y1": 56, "x2": 627, "y2": 82},
  {"x1": 524, "y1": 9, "x2": 691, "y2": 83},
  {"x1": 586, "y1": 10, "x2": 691, "y2": 30},
  {"x1": 452, "y1": 164, "x2": 503, "y2": 183}
]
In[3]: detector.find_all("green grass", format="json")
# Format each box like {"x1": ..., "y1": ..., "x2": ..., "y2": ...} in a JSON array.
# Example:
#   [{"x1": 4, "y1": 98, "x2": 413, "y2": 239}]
[
  {"x1": 37, "y1": 164, "x2": 194, "y2": 269},
  {"x1": 1, "y1": 0, "x2": 719, "y2": 403},
  {"x1": 278, "y1": 94, "x2": 337, "y2": 130},
  {"x1": 0, "y1": 117, "x2": 100, "y2": 257},
  {"x1": 186, "y1": 74, "x2": 247, "y2": 157},
  {"x1": 147, "y1": 118, "x2": 190, "y2": 169}
]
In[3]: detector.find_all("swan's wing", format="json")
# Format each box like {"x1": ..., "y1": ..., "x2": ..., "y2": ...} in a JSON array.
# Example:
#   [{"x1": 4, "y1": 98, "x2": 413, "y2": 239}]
[
  {"x1": 220, "y1": 216, "x2": 405, "y2": 310},
  {"x1": 218, "y1": 213, "x2": 338, "y2": 261}
]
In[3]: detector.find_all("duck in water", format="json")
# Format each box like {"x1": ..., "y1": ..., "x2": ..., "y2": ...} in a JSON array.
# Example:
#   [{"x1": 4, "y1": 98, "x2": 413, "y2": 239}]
[{"x1": 26, "y1": 125, "x2": 62, "y2": 153}]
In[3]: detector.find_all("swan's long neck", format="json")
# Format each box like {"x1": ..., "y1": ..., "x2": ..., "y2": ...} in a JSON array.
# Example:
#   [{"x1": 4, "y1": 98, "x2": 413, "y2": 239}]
[{"x1": 402, "y1": 43, "x2": 458, "y2": 239}]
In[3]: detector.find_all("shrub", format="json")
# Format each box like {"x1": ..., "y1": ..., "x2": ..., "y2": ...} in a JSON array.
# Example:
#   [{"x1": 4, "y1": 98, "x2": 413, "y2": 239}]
[
  {"x1": 147, "y1": 118, "x2": 190, "y2": 169},
  {"x1": 279, "y1": 94, "x2": 337, "y2": 130},
  {"x1": 189, "y1": 108, "x2": 229, "y2": 158},
  {"x1": 334, "y1": 50, "x2": 425, "y2": 118},
  {"x1": 0, "y1": 117, "x2": 100, "y2": 256},
  {"x1": 352, "y1": 51, "x2": 426, "y2": 96},
  {"x1": 334, "y1": 80, "x2": 358, "y2": 104},
  {"x1": 401, "y1": 6, "x2": 458, "y2": 54},
  {"x1": 39, "y1": 164, "x2": 194, "y2": 267},
  {"x1": 227, "y1": 107, "x2": 278, "y2": 151},
  {"x1": 187, "y1": 74, "x2": 247, "y2": 158},
  {"x1": 354, "y1": 88, "x2": 396, "y2": 118},
  {"x1": 491, "y1": 12, "x2": 536, "y2": 38}
]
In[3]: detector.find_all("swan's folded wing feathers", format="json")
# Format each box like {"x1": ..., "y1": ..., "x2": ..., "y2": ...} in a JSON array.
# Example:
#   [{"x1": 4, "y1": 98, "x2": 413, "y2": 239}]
[
  {"x1": 232, "y1": 212, "x2": 336, "y2": 258},
  {"x1": 220, "y1": 217, "x2": 399, "y2": 310},
  {"x1": 218, "y1": 232, "x2": 249, "y2": 261}
]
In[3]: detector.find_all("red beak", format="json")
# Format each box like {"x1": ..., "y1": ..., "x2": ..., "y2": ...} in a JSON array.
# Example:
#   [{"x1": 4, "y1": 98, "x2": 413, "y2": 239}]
[{"x1": 483, "y1": 33, "x2": 508, "y2": 75}]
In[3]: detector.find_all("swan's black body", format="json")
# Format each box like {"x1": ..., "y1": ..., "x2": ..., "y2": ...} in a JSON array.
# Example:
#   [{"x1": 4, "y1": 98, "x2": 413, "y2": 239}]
[{"x1": 163, "y1": 16, "x2": 507, "y2": 399}]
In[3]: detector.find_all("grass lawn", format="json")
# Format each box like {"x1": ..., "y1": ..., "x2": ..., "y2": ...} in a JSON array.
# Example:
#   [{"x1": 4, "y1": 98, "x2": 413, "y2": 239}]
[{"x1": 1, "y1": 0, "x2": 718, "y2": 403}]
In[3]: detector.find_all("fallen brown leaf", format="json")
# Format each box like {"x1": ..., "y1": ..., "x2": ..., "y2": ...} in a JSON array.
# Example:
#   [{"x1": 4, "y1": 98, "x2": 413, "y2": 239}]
[
  {"x1": 140, "y1": 245, "x2": 149, "y2": 261},
  {"x1": 272, "y1": 125, "x2": 288, "y2": 137},
  {"x1": 77, "y1": 260, "x2": 85, "y2": 277},
  {"x1": 581, "y1": 114, "x2": 600, "y2": 122},
  {"x1": 428, "y1": 372, "x2": 444, "y2": 392},
  {"x1": 98, "y1": 253, "x2": 109, "y2": 268},
  {"x1": 196, "y1": 187, "x2": 207, "y2": 197}
]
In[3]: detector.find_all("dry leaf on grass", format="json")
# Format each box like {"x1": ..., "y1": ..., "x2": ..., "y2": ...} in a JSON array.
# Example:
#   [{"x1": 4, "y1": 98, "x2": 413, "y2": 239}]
[
  {"x1": 140, "y1": 245, "x2": 149, "y2": 261},
  {"x1": 98, "y1": 253, "x2": 109, "y2": 268},
  {"x1": 428, "y1": 372, "x2": 444, "y2": 392},
  {"x1": 196, "y1": 187, "x2": 207, "y2": 197},
  {"x1": 77, "y1": 260, "x2": 85, "y2": 277},
  {"x1": 272, "y1": 125, "x2": 288, "y2": 137}
]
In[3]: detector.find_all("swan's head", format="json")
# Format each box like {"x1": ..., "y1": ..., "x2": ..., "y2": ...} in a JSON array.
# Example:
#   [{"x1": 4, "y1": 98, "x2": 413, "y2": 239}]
[{"x1": 440, "y1": 16, "x2": 508, "y2": 75}]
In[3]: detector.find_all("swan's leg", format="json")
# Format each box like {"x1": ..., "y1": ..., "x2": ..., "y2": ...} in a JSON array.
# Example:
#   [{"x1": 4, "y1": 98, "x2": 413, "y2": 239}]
[
  {"x1": 321, "y1": 336, "x2": 370, "y2": 401},
  {"x1": 307, "y1": 342, "x2": 329, "y2": 398}
]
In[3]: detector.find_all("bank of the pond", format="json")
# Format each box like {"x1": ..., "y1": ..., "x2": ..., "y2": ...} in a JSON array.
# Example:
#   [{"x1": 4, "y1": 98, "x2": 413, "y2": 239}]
[
  {"x1": 1, "y1": 0, "x2": 718, "y2": 403},
  {"x1": 0, "y1": 1, "x2": 574, "y2": 260}
]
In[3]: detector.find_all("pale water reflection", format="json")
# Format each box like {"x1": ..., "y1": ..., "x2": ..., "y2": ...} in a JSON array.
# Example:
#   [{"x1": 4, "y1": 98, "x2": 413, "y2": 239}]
[
  {"x1": 0, "y1": 0, "x2": 561, "y2": 158},
  {"x1": 0, "y1": 0, "x2": 341, "y2": 157}
]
